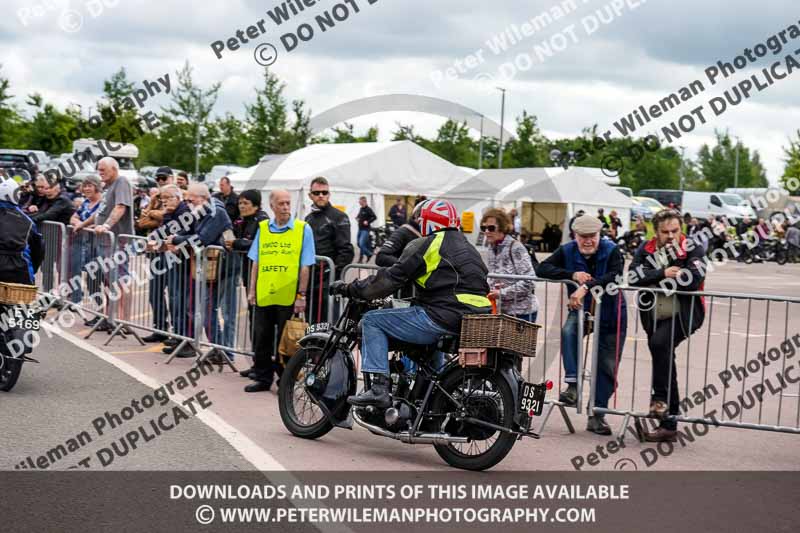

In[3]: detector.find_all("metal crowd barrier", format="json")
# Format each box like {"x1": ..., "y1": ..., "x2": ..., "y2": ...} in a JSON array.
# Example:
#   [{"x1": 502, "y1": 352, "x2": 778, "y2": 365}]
[
  {"x1": 489, "y1": 273, "x2": 584, "y2": 434},
  {"x1": 189, "y1": 247, "x2": 336, "y2": 370},
  {"x1": 58, "y1": 226, "x2": 119, "y2": 331},
  {"x1": 37, "y1": 221, "x2": 68, "y2": 303},
  {"x1": 590, "y1": 286, "x2": 800, "y2": 438}
]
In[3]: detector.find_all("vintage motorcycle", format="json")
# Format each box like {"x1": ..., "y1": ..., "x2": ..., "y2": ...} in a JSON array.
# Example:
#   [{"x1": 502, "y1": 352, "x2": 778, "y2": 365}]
[
  {"x1": 277, "y1": 293, "x2": 549, "y2": 471},
  {"x1": 0, "y1": 301, "x2": 41, "y2": 391}
]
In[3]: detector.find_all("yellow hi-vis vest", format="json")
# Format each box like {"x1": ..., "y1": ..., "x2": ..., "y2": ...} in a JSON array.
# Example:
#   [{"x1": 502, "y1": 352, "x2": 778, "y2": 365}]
[{"x1": 256, "y1": 219, "x2": 305, "y2": 307}]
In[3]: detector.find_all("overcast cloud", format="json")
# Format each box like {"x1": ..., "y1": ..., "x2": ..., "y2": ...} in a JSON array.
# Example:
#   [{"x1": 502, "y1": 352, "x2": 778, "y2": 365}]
[{"x1": 3, "y1": 0, "x2": 799, "y2": 182}]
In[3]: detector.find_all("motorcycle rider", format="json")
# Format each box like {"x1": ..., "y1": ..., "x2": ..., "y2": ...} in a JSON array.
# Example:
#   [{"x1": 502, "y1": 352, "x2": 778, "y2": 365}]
[
  {"x1": 0, "y1": 177, "x2": 45, "y2": 285},
  {"x1": 375, "y1": 200, "x2": 424, "y2": 267},
  {"x1": 332, "y1": 199, "x2": 492, "y2": 408}
]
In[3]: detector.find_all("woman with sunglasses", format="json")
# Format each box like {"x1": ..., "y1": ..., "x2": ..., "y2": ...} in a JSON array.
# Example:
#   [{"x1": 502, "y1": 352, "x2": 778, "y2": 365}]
[{"x1": 481, "y1": 208, "x2": 539, "y2": 323}]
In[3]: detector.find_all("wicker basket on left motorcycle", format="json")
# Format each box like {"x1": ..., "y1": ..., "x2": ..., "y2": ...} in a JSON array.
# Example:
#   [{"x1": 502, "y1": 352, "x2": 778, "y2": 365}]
[{"x1": 0, "y1": 282, "x2": 38, "y2": 305}]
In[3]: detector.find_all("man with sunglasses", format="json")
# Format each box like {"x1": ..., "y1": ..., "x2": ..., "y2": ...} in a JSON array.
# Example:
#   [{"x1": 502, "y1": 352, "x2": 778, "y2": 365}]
[
  {"x1": 537, "y1": 214, "x2": 627, "y2": 436},
  {"x1": 304, "y1": 176, "x2": 354, "y2": 323}
]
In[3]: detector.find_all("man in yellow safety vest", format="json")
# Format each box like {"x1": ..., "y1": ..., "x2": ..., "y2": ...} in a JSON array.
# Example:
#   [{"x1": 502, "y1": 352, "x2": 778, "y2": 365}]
[{"x1": 245, "y1": 189, "x2": 316, "y2": 393}]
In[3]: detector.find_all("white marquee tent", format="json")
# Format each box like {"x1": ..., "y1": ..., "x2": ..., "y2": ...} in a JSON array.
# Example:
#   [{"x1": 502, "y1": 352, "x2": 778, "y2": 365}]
[
  {"x1": 226, "y1": 141, "x2": 632, "y2": 246},
  {"x1": 441, "y1": 166, "x2": 633, "y2": 245},
  {"x1": 227, "y1": 141, "x2": 474, "y2": 238}
]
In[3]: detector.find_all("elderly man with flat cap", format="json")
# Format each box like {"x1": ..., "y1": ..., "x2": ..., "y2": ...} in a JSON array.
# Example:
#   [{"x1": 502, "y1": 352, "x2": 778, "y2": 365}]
[{"x1": 537, "y1": 213, "x2": 627, "y2": 436}]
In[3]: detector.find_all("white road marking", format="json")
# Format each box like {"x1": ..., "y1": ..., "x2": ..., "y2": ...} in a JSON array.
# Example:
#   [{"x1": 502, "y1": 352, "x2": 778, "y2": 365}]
[
  {"x1": 45, "y1": 323, "x2": 284, "y2": 470},
  {"x1": 46, "y1": 323, "x2": 354, "y2": 533}
]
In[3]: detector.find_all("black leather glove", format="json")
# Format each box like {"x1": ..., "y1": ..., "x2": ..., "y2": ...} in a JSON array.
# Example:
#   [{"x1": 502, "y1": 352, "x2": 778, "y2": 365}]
[{"x1": 329, "y1": 280, "x2": 349, "y2": 297}]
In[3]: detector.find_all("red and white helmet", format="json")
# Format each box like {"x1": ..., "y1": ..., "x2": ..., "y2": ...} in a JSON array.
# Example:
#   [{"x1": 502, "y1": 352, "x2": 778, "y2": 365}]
[{"x1": 420, "y1": 199, "x2": 460, "y2": 236}]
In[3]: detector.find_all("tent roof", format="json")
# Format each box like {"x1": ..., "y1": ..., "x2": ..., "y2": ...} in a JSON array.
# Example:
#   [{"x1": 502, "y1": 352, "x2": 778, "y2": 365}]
[
  {"x1": 241, "y1": 140, "x2": 473, "y2": 195},
  {"x1": 447, "y1": 167, "x2": 632, "y2": 207}
]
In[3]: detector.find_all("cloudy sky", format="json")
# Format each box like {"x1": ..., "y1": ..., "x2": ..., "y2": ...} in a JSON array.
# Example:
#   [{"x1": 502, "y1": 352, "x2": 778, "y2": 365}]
[{"x1": 3, "y1": 0, "x2": 799, "y2": 183}]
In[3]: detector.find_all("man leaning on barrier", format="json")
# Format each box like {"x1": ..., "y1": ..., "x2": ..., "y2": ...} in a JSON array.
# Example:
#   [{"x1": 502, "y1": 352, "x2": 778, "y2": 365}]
[
  {"x1": 245, "y1": 189, "x2": 315, "y2": 393},
  {"x1": 630, "y1": 209, "x2": 706, "y2": 443},
  {"x1": 537, "y1": 214, "x2": 627, "y2": 436},
  {"x1": 152, "y1": 185, "x2": 192, "y2": 354},
  {"x1": 166, "y1": 183, "x2": 232, "y2": 360},
  {"x1": 74, "y1": 157, "x2": 135, "y2": 329}
]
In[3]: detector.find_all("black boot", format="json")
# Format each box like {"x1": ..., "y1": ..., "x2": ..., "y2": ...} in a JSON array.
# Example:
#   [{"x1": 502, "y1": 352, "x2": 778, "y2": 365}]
[{"x1": 348, "y1": 373, "x2": 392, "y2": 408}]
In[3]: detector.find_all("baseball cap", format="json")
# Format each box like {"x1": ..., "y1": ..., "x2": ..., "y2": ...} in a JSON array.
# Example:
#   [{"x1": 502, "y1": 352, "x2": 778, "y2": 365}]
[{"x1": 155, "y1": 166, "x2": 173, "y2": 178}]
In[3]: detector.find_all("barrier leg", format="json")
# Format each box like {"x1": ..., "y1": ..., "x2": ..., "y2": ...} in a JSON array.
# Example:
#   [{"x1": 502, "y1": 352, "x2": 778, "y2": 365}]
[{"x1": 164, "y1": 339, "x2": 196, "y2": 365}]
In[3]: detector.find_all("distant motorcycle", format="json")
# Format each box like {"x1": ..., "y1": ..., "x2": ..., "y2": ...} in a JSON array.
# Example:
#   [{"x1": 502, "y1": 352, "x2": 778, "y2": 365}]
[
  {"x1": 616, "y1": 231, "x2": 644, "y2": 258},
  {"x1": 776, "y1": 240, "x2": 800, "y2": 265}
]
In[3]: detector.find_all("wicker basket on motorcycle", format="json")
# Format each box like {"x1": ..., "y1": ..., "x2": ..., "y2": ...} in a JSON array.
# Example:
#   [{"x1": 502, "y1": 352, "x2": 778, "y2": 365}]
[
  {"x1": 460, "y1": 314, "x2": 540, "y2": 358},
  {"x1": 0, "y1": 282, "x2": 38, "y2": 305}
]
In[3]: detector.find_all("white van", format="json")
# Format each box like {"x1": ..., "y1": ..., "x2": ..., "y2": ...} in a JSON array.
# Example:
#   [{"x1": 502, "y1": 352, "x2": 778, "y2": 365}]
[
  {"x1": 682, "y1": 191, "x2": 756, "y2": 222},
  {"x1": 72, "y1": 138, "x2": 139, "y2": 180}
]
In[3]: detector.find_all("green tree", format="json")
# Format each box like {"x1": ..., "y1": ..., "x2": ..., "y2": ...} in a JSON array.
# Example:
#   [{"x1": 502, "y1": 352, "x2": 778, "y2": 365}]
[
  {"x1": 780, "y1": 130, "x2": 800, "y2": 194},
  {"x1": 428, "y1": 119, "x2": 477, "y2": 167},
  {"x1": 154, "y1": 61, "x2": 221, "y2": 172},
  {"x1": 22, "y1": 93, "x2": 79, "y2": 155},
  {"x1": 325, "y1": 122, "x2": 379, "y2": 143},
  {"x1": 93, "y1": 67, "x2": 149, "y2": 144},
  {"x1": 0, "y1": 65, "x2": 26, "y2": 148},
  {"x1": 697, "y1": 130, "x2": 767, "y2": 190},
  {"x1": 207, "y1": 113, "x2": 248, "y2": 166},
  {"x1": 502, "y1": 111, "x2": 547, "y2": 168},
  {"x1": 244, "y1": 68, "x2": 310, "y2": 163}
]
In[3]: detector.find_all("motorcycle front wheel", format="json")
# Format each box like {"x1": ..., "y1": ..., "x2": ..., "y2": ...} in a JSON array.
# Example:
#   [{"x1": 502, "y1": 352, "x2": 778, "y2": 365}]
[
  {"x1": 0, "y1": 355, "x2": 22, "y2": 392},
  {"x1": 429, "y1": 367, "x2": 518, "y2": 471},
  {"x1": 278, "y1": 346, "x2": 334, "y2": 439}
]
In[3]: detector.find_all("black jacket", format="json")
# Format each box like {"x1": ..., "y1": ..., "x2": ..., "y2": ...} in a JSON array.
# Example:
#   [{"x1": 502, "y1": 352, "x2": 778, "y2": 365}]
[
  {"x1": 629, "y1": 236, "x2": 706, "y2": 336},
  {"x1": 233, "y1": 209, "x2": 269, "y2": 288},
  {"x1": 0, "y1": 203, "x2": 44, "y2": 284},
  {"x1": 305, "y1": 203, "x2": 354, "y2": 278},
  {"x1": 30, "y1": 192, "x2": 75, "y2": 226},
  {"x1": 213, "y1": 191, "x2": 240, "y2": 223},
  {"x1": 357, "y1": 206, "x2": 377, "y2": 229},
  {"x1": 375, "y1": 222, "x2": 421, "y2": 267},
  {"x1": 347, "y1": 228, "x2": 490, "y2": 332}
]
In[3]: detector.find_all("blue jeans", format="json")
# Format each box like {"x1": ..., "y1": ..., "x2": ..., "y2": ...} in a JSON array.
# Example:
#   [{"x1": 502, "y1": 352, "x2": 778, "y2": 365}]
[
  {"x1": 514, "y1": 312, "x2": 538, "y2": 323},
  {"x1": 357, "y1": 228, "x2": 373, "y2": 258},
  {"x1": 560, "y1": 310, "x2": 625, "y2": 409},
  {"x1": 361, "y1": 306, "x2": 454, "y2": 376}
]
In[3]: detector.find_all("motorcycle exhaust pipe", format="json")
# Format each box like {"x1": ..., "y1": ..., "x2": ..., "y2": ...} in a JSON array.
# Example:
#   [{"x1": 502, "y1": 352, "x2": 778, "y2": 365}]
[{"x1": 352, "y1": 410, "x2": 468, "y2": 445}]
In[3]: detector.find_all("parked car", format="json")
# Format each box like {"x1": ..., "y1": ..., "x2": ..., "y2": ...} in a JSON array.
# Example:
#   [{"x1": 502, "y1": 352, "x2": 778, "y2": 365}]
[
  {"x1": 631, "y1": 196, "x2": 665, "y2": 221},
  {"x1": 0, "y1": 149, "x2": 40, "y2": 179},
  {"x1": 638, "y1": 189, "x2": 683, "y2": 209}
]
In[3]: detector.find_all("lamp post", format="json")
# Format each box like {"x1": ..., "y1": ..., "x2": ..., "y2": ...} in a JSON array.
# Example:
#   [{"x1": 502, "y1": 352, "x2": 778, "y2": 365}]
[
  {"x1": 497, "y1": 87, "x2": 506, "y2": 169},
  {"x1": 478, "y1": 115, "x2": 484, "y2": 170},
  {"x1": 734, "y1": 136, "x2": 740, "y2": 188}
]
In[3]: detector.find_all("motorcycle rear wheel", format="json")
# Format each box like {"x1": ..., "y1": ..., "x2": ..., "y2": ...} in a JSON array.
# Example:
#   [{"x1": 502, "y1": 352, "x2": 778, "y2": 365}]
[
  {"x1": 430, "y1": 367, "x2": 517, "y2": 471},
  {"x1": 278, "y1": 346, "x2": 334, "y2": 440}
]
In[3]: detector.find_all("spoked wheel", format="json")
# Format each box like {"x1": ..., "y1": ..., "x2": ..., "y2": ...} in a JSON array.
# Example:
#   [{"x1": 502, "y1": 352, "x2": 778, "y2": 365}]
[
  {"x1": 777, "y1": 251, "x2": 788, "y2": 265},
  {"x1": 278, "y1": 346, "x2": 334, "y2": 439},
  {"x1": 430, "y1": 368, "x2": 517, "y2": 471},
  {"x1": 0, "y1": 355, "x2": 22, "y2": 392}
]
